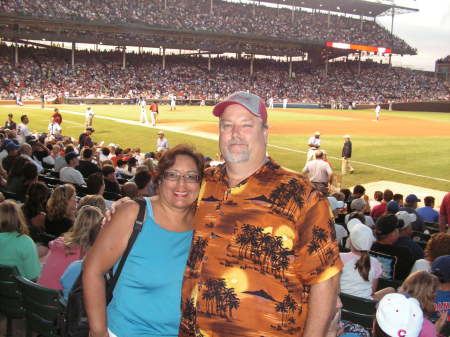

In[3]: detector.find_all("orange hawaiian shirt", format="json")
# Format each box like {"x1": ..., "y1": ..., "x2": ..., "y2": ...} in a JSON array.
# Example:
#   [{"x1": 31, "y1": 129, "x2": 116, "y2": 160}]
[{"x1": 179, "y1": 158, "x2": 342, "y2": 337}]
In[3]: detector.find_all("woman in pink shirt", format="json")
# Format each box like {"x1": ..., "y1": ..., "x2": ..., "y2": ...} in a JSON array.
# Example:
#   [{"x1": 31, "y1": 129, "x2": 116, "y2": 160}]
[{"x1": 38, "y1": 205, "x2": 103, "y2": 289}]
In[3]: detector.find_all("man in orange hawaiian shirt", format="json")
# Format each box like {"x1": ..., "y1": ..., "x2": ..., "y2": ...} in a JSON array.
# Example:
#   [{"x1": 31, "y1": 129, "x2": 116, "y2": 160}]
[{"x1": 179, "y1": 92, "x2": 342, "y2": 337}]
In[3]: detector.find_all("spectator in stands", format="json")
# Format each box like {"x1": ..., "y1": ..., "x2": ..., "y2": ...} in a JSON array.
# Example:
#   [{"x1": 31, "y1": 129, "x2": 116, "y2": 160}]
[
  {"x1": 340, "y1": 218, "x2": 393, "y2": 301},
  {"x1": 370, "y1": 190, "x2": 383, "y2": 209},
  {"x1": 395, "y1": 211, "x2": 424, "y2": 261},
  {"x1": 134, "y1": 170, "x2": 153, "y2": 198},
  {"x1": 102, "y1": 165, "x2": 121, "y2": 195},
  {"x1": 0, "y1": 201, "x2": 42, "y2": 281},
  {"x1": 45, "y1": 184, "x2": 77, "y2": 237},
  {"x1": 399, "y1": 271, "x2": 446, "y2": 337},
  {"x1": 77, "y1": 148, "x2": 100, "y2": 178},
  {"x1": 302, "y1": 150, "x2": 333, "y2": 195},
  {"x1": 371, "y1": 214, "x2": 415, "y2": 280},
  {"x1": 156, "y1": 131, "x2": 169, "y2": 153},
  {"x1": 439, "y1": 192, "x2": 450, "y2": 233},
  {"x1": 430, "y1": 255, "x2": 450, "y2": 324},
  {"x1": 347, "y1": 185, "x2": 370, "y2": 215},
  {"x1": 410, "y1": 233, "x2": 450, "y2": 274},
  {"x1": 345, "y1": 198, "x2": 375, "y2": 228},
  {"x1": 371, "y1": 189, "x2": 393, "y2": 220},
  {"x1": 78, "y1": 195, "x2": 107, "y2": 214},
  {"x1": 16, "y1": 115, "x2": 31, "y2": 145},
  {"x1": 4, "y1": 113, "x2": 16, "y2": 130},
  {"x1": 99, "y1": 147, "x2": 111, "y2": 162},
  {"x1": 86, "y1": 172, "x2": 105, "y2": 196},
  {"x1": 1, "y1": 140, "x2": 20, "y2": 173},
  {"x1": 60, "y1": 152, "x2": 86, "y2": 186},
  {"x1": 125, "y1": 157, "x2": 138, "y2": 177},
  {"x1": 417, "y1": 196, "x2": 439, "y2": 224},
  {"x1": 6, "y1": 159, "x2": 38, "y2": 202},
  {"x1": 54, "y1": 145, "x2": 74, "y2": 172},
  {"x1": 341, "y1": 134, "x2": 354, "y2": 175},
  {"x1": 60, "y1": 206, "x2": 104, "y2": 300},
  {"x1": 400, "y1": 194, "x2": 425, "y2": 232},
  {"x1": 79, "y1": 127, "x2": 94, "y2": 149},
  {"x1": 121, "y1": 181, "x2": 138, "y2": 199},
  {"x1": 83, "y1": 144, "x2": 204, "y2": 337},
  {"x1": 20, "y1": 143, "x2": 43, "y2": 173},
  {"x1": 115, "y1": 159, "x2": 129, "y2": 177},
  {"x1": 373, "y1": 293, "x2": 423, "y2": 337},
  {"x1": 39, "y1": 205, "x2": 103, "y2": 290},
  {"x1": 385, "y1": 201, "x2": 400, "y2": 215},
  {"x1": 22, "y1": 182, "x2": 52, "y2": 257},
  {"x1": 393, "y1": 193, "x2": 404, "y2": 207}
]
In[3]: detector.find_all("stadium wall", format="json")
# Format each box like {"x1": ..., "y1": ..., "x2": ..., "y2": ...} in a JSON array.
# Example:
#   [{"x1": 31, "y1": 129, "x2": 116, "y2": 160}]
[{"x1": 358, "y1": 102, "x2": 450, "y2": 112}]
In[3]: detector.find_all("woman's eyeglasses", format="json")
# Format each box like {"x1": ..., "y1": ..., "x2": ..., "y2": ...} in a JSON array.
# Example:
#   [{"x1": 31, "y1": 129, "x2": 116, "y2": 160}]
[{"x1": 163, "y1": 171, "x2": 200, "y2": 183}]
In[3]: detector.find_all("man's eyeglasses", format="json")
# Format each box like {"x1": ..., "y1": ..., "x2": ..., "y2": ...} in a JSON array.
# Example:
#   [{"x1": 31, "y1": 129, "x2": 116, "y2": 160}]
[{"x1": 163, "y1": 171, "x2": 200, "y2": 183}]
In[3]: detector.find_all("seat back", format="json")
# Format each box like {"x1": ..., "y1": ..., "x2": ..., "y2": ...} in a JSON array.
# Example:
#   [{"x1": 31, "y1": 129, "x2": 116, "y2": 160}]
[
  {"x1": 424, "y1": 221, "x2": 440, "y2": 234},
  {"x1": 0, "y1": 265, "x2": 24, "y2": 319},
  {"x1": 15, "y1": 275, "x2": 62, "y2": 337},
  {"x1": 340, "y1": 293, "x2": 376, "y2": 329}
]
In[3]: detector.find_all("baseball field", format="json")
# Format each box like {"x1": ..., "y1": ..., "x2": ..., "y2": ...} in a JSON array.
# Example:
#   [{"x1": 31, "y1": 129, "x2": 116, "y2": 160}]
[{"x1": 1, "y1": 104, "x2": 450, "y2": 193}]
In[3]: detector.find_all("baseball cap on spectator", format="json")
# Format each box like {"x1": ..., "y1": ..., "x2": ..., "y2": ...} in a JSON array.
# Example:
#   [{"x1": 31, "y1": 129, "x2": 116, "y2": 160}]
[
  {"x1": 314, "y1": 131, "x2": 320, "y2": 136},
  {"x1": 405, "y1": 194, "x2": 421, "y2": 203},
  {"x1": 348, "y1": 220, "x2": 375, "y2": 251},
  {"x1": 386, "y1": 201, "x2": 400, "y2": 213},
  {"x1": 395, "y1": 211, "x2": 416, "y2": 230},
  {"x1": 350, "y1": 198, "x2": 365, "y2": 211},
  {"x1": 376, "y1": 293, "x2": 423, "y2": 337},
  {"x1": 65, "y1": 152, "x2": 79, "y2": 162},
  {"x1": 327, "y1": 196, "x2": 344, "y2": 212},
  {"x1": 86, "y1": 127, "x2": 95, "y2": 132},
  {"x1": 5, "y1": 140, "x2": 20, "y2": 151},
  {"x1": 157, "y1": 131, "x2": 164, "y2": 135},
  {"x1": 343, "y1": 134, "x2": 350, "y2": 138},
  {"x1": 375, "y1": 214, "x2": 401, "y2": 236},
  {"x1": 26, "y1": 135, "x2": 37, "y2": 145},
  {"x1": 430, "y1": 255, "x2": 450, "y2": 283},
  {"x1": 212, "y1": 91, "x2": 267, "y2": 123}
]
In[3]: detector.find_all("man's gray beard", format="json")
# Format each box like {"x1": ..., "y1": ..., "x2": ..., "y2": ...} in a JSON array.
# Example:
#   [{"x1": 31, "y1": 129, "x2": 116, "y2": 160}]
[{"x1": 222, "y1": 150, "x2": 250, "y2": 164}]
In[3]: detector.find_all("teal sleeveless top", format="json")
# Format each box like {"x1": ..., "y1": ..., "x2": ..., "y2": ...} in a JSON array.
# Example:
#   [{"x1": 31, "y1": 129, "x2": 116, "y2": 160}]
[{"x1": 107, "y1": 198, "x2": 193, "y2": 337}]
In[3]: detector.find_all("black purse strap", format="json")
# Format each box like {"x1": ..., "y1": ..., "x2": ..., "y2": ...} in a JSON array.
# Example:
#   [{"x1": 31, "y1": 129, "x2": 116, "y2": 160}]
[{"x1": 106, "y1": 198, "x2": 147, "y2": 300}]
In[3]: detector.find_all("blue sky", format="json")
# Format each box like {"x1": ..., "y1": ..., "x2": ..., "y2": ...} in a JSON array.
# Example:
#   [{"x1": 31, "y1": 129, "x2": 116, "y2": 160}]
[{"x1": 377, "y1": 0, "x2": 450, "y2": 71}]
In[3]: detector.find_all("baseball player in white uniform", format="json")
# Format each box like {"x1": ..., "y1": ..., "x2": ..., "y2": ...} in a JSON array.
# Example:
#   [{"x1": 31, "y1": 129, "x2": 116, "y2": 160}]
[
  {"x1": 268, "y1": 97, "x2": 274, "y2": 109},
  {"x1": 282, "y1": 98, "x2": 288, "y2": 109},
  {"x1": 375, "y1": 104, "x2": 381, "y2": 121},
  {"x1": 139, "y1": 97, "x2": 149, "y2": 124},
  {"x1": 169, "y1": 94, "x2": 176, "y2": 111},
  {"x1": 85, "y1": 107, "x2": 95, "y2": 128}
]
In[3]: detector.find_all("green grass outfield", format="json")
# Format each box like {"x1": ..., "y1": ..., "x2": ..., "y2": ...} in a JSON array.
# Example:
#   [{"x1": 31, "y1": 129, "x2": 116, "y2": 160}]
[{"x1": 1, "y1": 104, "x2": 450, "y2": 191}]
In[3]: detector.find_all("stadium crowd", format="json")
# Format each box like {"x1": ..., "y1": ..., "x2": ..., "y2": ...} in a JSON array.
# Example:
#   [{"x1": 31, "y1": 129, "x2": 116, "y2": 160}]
[
  {"x1": 1, "y1": 46, "x2": 448, "y2": 103},
  {"x1": 1, "y1": 109, "x2": 450, "y2": 336},
  {"x1": 0, "y1": 0, "x2": 415, "y2": 54}
]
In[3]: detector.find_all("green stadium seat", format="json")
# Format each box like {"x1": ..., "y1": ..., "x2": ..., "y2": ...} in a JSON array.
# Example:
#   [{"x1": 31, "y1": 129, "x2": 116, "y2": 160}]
[
  {"x1": 340, "y1": 293, "x2": 376, "y2": 329},
  {"x1": 0, "y1": 265, "x2": 25, "y2": 337}
]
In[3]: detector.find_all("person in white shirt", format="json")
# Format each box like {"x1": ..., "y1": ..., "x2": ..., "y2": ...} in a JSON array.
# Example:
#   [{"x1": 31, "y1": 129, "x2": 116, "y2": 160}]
[
  {"x1": 19, "y1": 143, "x2": 43, "y2": 173},
  {"x1": 156, "y1": 131, "x2": 169, "y2": 153},
  {"x1": 282, "y1": 97, "x2": 288, "y2": 109},
  {"x1": 306, "y1": 131, "x2": 321, "y2": 162},
  {"x1": 268, "y1": 97, "x2": 274, "y2": 109},
  {"x1": 302, "y1": 150, "x2": 332, "y2": 195},
  {"x1": 48, "y1": 117, "x2": 62, "y2": 137},
  {"x1": 340, "y1": 218, "x2": 395, "y2": 301},
  {"x1": 375, "y1": 104, "x2": 381, "y2": 121},
  {"x1": 60, "y1": 152, "x2": 86, "y2": 186},
  {"x1": 85, "y1": 107, "x2": 95, "y2": 128},
  {"x1": 139, "y1": 97, "x2": 149, "y2": 124},
  {"x1": 16, "y1": 115, "x2": 31, "y2": 144},
  {"x1": 169, "y1": 94, "x2": 176, "y2": 111}
]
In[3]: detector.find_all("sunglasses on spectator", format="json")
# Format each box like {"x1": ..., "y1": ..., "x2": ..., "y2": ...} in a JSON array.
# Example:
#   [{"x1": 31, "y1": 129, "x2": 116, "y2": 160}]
[{"x1": 163, "y1": 171, "x2": 200, "y2": 183}]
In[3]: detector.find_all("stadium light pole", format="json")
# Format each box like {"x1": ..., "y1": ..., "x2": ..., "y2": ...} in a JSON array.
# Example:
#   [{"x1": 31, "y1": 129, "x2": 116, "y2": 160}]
[
  {"x1": 122, "y1": 47, "x2": 126, "y2": 70},
  {"x1": 208, "y1": 53, "x2": 211, "y2": 72},
  {"x1": 14, "y1": 44, "x2": 19, "y2": 66},
  {"x1": 210, "y1": 0, "x2": 213, "y2": 15},
  {"x1": 162, "y1": 47, "x2": 166, "y2": 70}
]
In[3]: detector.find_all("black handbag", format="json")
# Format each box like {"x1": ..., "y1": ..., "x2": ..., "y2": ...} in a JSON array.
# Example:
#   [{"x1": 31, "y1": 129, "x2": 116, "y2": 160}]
[{"x1": 60, "y1": 198, "x2": 147, "y2": 337}]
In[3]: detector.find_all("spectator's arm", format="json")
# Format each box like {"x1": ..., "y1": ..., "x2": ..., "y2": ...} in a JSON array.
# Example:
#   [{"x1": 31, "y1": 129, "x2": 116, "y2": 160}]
[{"x1": 303, "y1": 273, "x2": 340, "y2": 337}]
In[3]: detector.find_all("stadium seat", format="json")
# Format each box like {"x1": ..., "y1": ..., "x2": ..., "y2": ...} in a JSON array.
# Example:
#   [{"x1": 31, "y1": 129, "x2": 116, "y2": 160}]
[
  {"x1": 103, "y1": 191, "x2": 122, "y2": 201},
  {"x1": 412, "y1": 231, "x2": 431, "y2": 242},
  {"x1": 376, "y1": 278, "x2": 402, "y2": 291},
  {"x1": 340, "y1": 293, "x2": 376, "y2": 329},
  {"x1": 0, "y1": 265, "x2": 25, "y2": 337},
  {"x1": 14, "y1": 275, "x2": 63, "y2": 337},
  {"x1": 369, "y1": 250, "x2": 397, "y2": 280},
  {"x1": 424, "y1": 222, "x2": 440, "y2": 234}
]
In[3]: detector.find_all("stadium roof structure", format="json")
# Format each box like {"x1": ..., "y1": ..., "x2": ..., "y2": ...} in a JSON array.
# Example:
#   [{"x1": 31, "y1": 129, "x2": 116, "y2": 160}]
[{"x1": 252, "y1": 0, "x2": 418, "y2": 17}]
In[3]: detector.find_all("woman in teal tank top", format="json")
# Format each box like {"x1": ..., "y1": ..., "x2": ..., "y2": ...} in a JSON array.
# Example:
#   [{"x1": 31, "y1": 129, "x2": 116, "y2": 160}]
[{"x1": 83, "y1": 145, "x2": 204, "y2": 337}]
